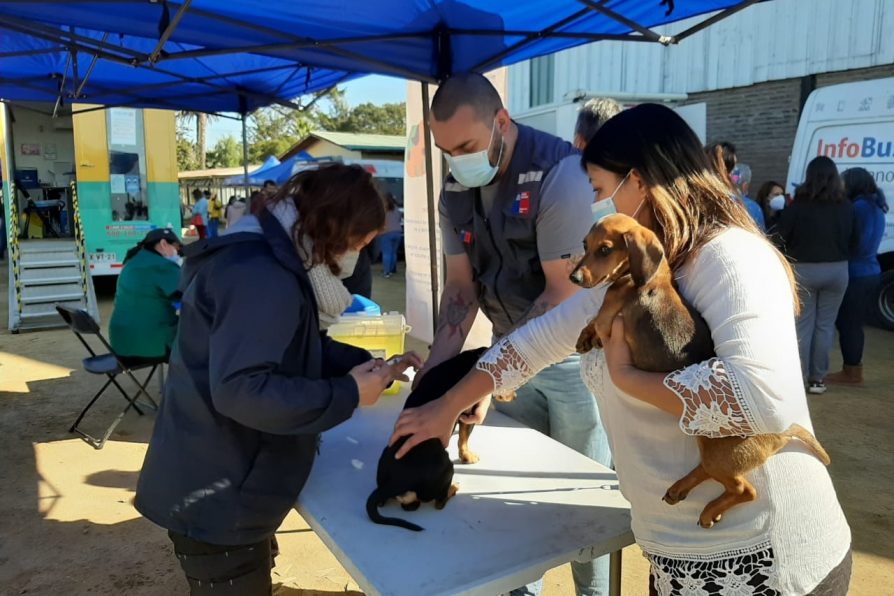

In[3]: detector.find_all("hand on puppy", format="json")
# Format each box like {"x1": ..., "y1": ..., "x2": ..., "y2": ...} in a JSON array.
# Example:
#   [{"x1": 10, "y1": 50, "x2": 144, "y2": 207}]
[
  {"x1": 603, "y1": 315, "x2": 635, "y2": 386},
  {"x1": 459, "y1": 394, "x2": 492, "y2": 425},
  {"x1": 389, "y1": 396, "x2": 458, "y2": 458}
]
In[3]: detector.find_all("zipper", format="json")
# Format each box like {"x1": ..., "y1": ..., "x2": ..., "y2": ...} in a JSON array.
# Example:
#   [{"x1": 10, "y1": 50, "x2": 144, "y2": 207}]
[{"x1": 476, "y1": 189, "x2": 514, "y2": 327}]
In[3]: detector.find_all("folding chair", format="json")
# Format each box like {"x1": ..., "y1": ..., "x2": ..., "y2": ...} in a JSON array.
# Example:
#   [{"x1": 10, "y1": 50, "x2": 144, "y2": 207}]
[{"x1": 56, "y1": 305, "x2": 164, "y2": 449}]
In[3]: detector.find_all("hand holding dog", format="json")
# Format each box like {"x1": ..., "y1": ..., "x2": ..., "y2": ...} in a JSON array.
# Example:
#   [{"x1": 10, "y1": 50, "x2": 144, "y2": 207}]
[
  {"x1": 389, "y1": 397, "x2": 457, "y2": 458},
  {"x1": 602, "y1": 315, "x2": 639, "y2": 396}
]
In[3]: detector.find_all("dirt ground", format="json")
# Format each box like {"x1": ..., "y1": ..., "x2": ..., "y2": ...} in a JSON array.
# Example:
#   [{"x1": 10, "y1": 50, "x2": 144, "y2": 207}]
[{"x1": 1, "y1": 263, "x2": 892, "y2": 596}]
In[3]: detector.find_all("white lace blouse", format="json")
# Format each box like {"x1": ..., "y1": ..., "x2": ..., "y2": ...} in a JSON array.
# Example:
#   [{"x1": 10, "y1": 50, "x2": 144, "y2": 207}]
[{"x1": 477, "y1": 227, "x2": 850, "y2": 595}]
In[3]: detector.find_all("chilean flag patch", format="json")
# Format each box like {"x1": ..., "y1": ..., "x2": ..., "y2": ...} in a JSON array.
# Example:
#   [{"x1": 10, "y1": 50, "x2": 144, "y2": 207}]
[
  {"x1": 460, "y1": 229, "x2": 473, "y2": 245},
  {"x1": 513, "y1": 191, "x2": 531, "y2": 215}
]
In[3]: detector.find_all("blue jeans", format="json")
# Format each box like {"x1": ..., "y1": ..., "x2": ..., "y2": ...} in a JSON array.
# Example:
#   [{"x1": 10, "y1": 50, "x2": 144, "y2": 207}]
[
  {"x1": 208, "y1": 218, "x2": 220, "y2": 238},
  {"x1": 380, "y1": 231, "x2": 402, "y2": 275},
  {"x1": 835, "y1": 274, "x2": 879, "y2": 366},
  {"x1": 495, "y1": 354, "x2": 612, "y2": 596}
]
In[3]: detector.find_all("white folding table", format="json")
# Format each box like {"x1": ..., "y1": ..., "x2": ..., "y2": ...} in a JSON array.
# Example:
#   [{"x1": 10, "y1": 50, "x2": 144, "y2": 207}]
[{"x1": 296, "y1": 390, "x2": 635, "y2": 596}]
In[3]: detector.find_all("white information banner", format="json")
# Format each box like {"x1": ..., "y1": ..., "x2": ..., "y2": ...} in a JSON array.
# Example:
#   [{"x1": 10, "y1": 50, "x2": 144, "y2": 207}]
[
  {"x1": 109, "y1": 108, "x2": 137, "y2": 146},
  {"x1": 403, "y1": 70, "x2": 507, "y2": 347}
]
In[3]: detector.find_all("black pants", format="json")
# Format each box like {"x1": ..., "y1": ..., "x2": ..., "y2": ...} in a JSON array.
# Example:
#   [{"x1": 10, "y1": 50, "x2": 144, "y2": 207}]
[
  {"x1": 168, "y1": 531, "x2": 278, "y2": 595},
  {"x1": 835, "y1": 275, "x2": 879, "y2": 366}
]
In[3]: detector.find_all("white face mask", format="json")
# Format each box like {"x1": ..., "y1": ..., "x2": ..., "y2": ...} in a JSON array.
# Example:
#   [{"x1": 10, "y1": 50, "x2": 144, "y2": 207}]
[
  {"x1": 165, "y1": 254, "x2": 183, "y2": 267},
  {"x1": 591, "y1": 170, "x2": 644, "y2": 223},
  {"x1": 444, "y1": 118, "x2": 504, "y2": 188},
  {"x1": 338, "y1": 250, "x2": 359, "y2": 279},
  {"x1": 769, "y1": 194, "x2": 786, "y2": 212}
]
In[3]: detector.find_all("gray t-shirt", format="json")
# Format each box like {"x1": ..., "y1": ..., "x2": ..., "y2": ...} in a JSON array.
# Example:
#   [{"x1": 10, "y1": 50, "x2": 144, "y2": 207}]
[{"x1": 440, "y1": 154, "x2": 594, "y2": 262}]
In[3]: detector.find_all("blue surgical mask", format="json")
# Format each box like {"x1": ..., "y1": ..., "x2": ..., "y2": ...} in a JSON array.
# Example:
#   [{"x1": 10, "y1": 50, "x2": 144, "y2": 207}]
[
  {"x1": 445, "y1": 119, "x2": 504, "y2": 188},
  {"x1": 591, "y1": 170, "x2": 634, "y2": 223}
]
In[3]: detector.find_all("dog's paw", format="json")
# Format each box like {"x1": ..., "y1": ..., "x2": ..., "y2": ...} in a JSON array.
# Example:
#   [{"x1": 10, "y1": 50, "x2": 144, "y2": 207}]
[
  {"x1": 698, "y1": 512, "x2": 722, "y2": 529},
  {"x1": 459, "y1": 450, "x2": 480, "y2": 465},
  {"x1": 662, "y1": 489, "x2": 682, "y2": 506},
  {"x1": 493, "y1": 391, "x2": 516, "y2": 403},
  {"x1": 576, "y1": 326, "x2": 601, "y2": 353}
]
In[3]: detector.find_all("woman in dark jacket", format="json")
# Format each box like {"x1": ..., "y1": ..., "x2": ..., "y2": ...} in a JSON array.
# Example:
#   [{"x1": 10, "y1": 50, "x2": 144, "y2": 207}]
[
  {"x1": 826, "y1": 168, "x2": 888, "y2": 385},
  {"x1": 134, "y1": 165, "x2": 420, "y2": 595},
  {"x1": 777, "y1": 156, "x2": 859, "y2": 395}
]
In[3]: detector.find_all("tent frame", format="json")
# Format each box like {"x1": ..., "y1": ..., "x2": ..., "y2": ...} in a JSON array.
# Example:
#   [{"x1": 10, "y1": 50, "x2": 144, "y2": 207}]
[{"x1": 0, "y1": 0, "x2": 765, "y2": 337}]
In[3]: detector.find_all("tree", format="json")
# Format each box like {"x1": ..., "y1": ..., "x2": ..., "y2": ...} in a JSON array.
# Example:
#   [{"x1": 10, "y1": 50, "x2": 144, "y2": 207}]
[
  {"x1": 316, "y1": 91, "x2": 406, "y2": 135},
  {"x1": 175, "y1": 114, "x2": 200, "y2": 172},
  {"x1": 206, "y1": 135, "x2": 242, "y2": 168},
  {"x1": 247, "y1": 106, "x2": 316, "y2": 163},
  {"x1": 177, "y1": 111, "x2": 218, "y2": 168}
]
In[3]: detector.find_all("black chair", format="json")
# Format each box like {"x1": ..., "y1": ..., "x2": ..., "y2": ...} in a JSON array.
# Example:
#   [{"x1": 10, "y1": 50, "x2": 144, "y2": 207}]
[{"x1": 56, "y1": 305, "x2": 164, "y2": 449}]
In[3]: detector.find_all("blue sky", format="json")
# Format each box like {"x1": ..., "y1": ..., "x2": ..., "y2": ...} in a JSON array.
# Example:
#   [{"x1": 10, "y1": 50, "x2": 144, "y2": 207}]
[{"x1": 206, "y1": 74, "x2": 407, "y2": 146}]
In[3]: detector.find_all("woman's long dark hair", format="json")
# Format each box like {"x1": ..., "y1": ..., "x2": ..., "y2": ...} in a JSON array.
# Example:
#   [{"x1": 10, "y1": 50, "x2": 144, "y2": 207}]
[
  {"x1": 266, "y1": 164, "x2": 386, "y2": 275},
  {"x1": 842, "y1": 167, "x2": 889, "y2": 213},
  {"x1": 795, "y1": 156, "x2": 846, "y2": 204},
  {"x1": 582, "y1": 103, "x2": 797, "y2": 309}
]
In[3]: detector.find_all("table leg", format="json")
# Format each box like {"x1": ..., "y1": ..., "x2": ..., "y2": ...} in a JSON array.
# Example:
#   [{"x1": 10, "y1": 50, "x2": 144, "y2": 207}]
[
  {"x1": 609, "y1": 549, "x2": 622, "y2": 596},
  {"x1": 158, "y1": 364, "x2": 165, "y2": 397}
]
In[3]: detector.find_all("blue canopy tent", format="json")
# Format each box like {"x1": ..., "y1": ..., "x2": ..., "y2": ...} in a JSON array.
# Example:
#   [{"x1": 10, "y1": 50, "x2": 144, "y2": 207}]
[
  {"x1": 248, "y1": 155, "x2": 281, "y2": 177},
  {"x1": 0, "y1": 0, "x2": 765, "y2": 333},
  {"x1": 222, "y1": 153, "x2": 320, "y2": 187}
]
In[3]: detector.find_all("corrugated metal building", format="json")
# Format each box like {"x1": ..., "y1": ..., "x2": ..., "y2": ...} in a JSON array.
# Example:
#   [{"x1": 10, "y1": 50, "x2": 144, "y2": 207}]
[{"x1": 508, "y1": 0, "x2": 894, "y2": 192}]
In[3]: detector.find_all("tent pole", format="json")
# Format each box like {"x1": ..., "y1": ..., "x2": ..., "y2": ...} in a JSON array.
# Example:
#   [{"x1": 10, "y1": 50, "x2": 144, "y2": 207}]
[
  {"x1": 420, "y1": 83, "x2": 439, "y2": 338},
  {"x1": 241, "y1": 111, "x2": 250, "y2": 197}
]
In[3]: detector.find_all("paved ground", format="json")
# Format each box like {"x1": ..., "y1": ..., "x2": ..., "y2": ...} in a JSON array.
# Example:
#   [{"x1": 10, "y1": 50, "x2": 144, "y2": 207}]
[{"x1": 0, "y1": 262, "x2": 892, "y2": 595}]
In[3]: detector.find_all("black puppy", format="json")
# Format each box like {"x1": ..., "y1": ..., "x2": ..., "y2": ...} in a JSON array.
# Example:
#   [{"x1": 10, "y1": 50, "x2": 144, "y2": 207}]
[{"x1": 366, "y1": 348, "x2": 486, "y2": 532}]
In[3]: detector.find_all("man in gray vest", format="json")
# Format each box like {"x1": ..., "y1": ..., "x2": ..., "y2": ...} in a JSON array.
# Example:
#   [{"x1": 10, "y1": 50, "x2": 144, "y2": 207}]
[{"x1": 416, "y1": 72, "x2": 611, "y2": 596}]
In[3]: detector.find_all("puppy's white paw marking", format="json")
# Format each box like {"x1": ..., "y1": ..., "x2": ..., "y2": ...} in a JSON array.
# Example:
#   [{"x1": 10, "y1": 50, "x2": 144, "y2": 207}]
[{"x1": 351, "y1": 459, "x2": 364, "y2": 470}]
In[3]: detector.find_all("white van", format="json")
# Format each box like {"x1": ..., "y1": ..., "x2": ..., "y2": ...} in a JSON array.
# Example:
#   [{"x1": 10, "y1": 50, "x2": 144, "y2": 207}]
[{"x1": 786, "y1": 77, "x2": 894, "y2": 329}]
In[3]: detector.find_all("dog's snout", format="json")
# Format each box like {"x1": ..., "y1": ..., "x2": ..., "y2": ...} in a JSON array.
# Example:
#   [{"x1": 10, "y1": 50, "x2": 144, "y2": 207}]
[{"x1": 569, "y1": 269, "x2": 584, "y2": 285}]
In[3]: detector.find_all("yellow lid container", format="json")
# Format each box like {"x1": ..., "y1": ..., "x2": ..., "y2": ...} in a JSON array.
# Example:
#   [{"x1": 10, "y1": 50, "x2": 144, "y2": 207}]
[{"x1": 327, "y1": 312, "x2": 412, "y2": 395}]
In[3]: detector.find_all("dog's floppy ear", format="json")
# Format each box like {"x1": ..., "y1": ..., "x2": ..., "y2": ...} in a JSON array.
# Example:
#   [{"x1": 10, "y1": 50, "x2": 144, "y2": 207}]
[{"x1": 624, "y1": 227, "x2": 665, "y2": 287}]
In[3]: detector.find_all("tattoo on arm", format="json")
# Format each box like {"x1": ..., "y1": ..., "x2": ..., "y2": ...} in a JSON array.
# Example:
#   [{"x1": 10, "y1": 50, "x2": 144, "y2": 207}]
[{"x1": 437, "y1": 291, "x2": 473, "y2": 339}]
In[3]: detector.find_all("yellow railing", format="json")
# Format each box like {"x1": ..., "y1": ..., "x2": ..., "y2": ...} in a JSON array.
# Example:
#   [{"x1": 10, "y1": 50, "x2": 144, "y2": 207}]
[{"x1": 70, "y1": 180, "x2": 89, "y2": 298}]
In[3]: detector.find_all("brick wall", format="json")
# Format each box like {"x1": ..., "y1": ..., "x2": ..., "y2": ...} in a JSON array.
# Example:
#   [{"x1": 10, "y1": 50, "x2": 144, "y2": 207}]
[{"x1": 683, "y1": 64, "x2": 894, "y2": 195}]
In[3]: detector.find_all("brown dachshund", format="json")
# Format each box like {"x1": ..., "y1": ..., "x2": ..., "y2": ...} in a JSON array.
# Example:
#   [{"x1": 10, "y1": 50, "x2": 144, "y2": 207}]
[{"x1": 569, "y1": 214, "x2": 830, "y2": 528}]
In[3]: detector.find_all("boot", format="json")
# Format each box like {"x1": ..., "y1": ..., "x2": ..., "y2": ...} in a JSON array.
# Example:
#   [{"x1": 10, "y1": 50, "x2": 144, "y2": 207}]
[{"x1": 826, "y1": 364, "x2": 863, "y2": 385}]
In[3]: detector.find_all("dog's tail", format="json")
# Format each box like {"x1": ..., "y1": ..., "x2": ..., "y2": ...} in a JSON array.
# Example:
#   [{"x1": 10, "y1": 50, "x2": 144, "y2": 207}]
[
  {"x1": 366, "y1": 488, "x2": 424, "y2": 532},
  {"x1": 786, "y1": 423, "x2": 831, "y2": 465}
]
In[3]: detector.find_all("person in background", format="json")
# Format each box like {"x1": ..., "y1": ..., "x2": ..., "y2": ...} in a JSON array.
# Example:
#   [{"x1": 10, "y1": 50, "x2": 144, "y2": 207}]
[
  {"x1": 379, "y1": 193, "x2": 403, "y2": 278},
  {"x1": 207, "y1": 192, "x2": 223, "y2": 238},
  {"x1": 109, "y1": 228, "x2": 182, "y2": 364},
  {"x1": 422, "y1": 72, "x2": 611, "y2": 596},
  {"x1": 827, "y1": 167, "x2": 888, "y2": 385},
  {"x1": 731, "y1": 163, "x2": 766, "y2": 232},
  {"x1": 572, "y1": 97, "x2": 622, "y2": 150},
  {"x1": 777, "y1": 156, "x2": 859, "y2": 395},
  {"x1": 225, "y1": 196, "x2": 247, "y2": 229},
  {"x1": 135, "y1": 164, "x2": 419, "y2": 595},
  {"x1": 263, "y1": 179, "x2": 277, "y2": 197},
  {"x1": 190, "y1": 189, "x2": 208, "y2": 239},
  {"x1": 755, "y1": 180, "x2": 786, "y2": 233},
  {"x1": 705, "y1": 142, "x2": 766, "y2": 232},
  {"x1": 249, "y1": 189, "x2": 266, "y2": 215}
]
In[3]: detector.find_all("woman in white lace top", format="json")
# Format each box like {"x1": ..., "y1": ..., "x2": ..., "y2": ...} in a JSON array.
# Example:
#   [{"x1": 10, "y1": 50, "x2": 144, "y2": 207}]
[{"x1": 392, "y1": 104, "x2": 851, "y2": 595}]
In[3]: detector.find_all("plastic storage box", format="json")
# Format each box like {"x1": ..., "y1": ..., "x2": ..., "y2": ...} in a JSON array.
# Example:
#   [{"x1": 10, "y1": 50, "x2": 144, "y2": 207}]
[{"x1": 327, "y1": 312, "x2": 412, "y2": 395}]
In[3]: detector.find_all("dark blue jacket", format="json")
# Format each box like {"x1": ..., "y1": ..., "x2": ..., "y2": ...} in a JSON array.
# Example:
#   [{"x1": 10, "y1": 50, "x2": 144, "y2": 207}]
[
  {"x1": 849, "y1": 194, "x2": 886, "y2": 279},
  {"x1": 134, "y1": 211, "x2": 370, "y2": 545}
]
